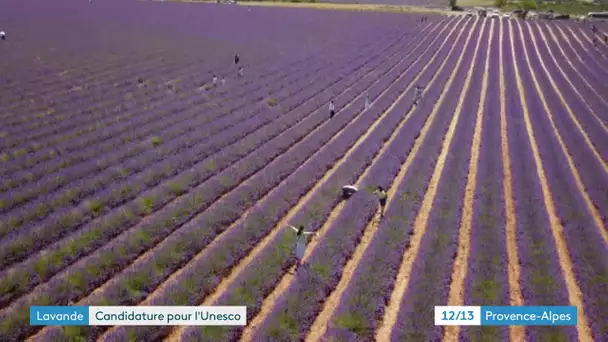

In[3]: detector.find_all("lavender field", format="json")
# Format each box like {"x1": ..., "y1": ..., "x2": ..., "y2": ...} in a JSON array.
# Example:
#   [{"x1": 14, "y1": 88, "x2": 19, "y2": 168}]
[{"x1": 0, "y1": 0, "x2": 606, "y2": 341}]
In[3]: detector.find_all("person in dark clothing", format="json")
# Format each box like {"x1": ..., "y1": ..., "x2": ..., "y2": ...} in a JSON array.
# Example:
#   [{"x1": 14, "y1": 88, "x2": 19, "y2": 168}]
[
  {"x1": 605, "y1": 35, "x2": 608, "y2": 44},
  {"x1": 0, "y1": 31, "x2": 5, "y2": 41},
  {"x1": 373, "y1": 186, "x2": 388, "y2": 218},
  {"x1": 593, "y1": 37, "x2": 597, "y2": 47},
  {"x1": 235, "y1": 54, "x2": 240, "y2": 65},
  {"x1": 329, "y1": 100, "x2": 335, "y2": 119}
]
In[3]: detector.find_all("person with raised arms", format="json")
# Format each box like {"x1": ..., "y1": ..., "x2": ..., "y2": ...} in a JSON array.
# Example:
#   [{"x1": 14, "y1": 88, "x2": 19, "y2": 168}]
[{"x1": 287, "y1": 224, "x2": 316, "y2": 273}]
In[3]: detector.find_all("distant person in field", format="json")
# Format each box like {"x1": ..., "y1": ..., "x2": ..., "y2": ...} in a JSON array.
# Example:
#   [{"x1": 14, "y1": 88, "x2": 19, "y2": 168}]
[
  {"x1": 604, "y1": 35, "x2": 608, "y2": 44},
  {"x1": 287, "y1": 224, "x2": 316, "y2": 272},
  {"x1": 329, "y1": 100, "x2": 336, "y2": 119},
  {"x1": 414, "y1": 85, "x2": 424, "y2": 106},
  {"x1": 234, "y1": 54, "x2": 240, "y2": 65},
  {"x1": 373, "y1": 186, "x2": 388, "y2": 218},
  {"x1": 213, "y1": 75, "x2": 218, "y2": 86},
  {"x1": 364, "y1": 92, "x2": 371, "y2": 110},
  {"x1": 593, "y1": 37, "x2": 597, "y2": 47},
  {"x1": 0, "y1": 31, "x2": 5, "y2": 41},
  {"x1": 238, "y1": 66, "x2": 244, "y2": 77},
  {"x1": 342, "y1": 185, "x2": 358, "y2": 200},
  {"x1": 221, "y1": 77, "x2": 226, "y2": 86}
]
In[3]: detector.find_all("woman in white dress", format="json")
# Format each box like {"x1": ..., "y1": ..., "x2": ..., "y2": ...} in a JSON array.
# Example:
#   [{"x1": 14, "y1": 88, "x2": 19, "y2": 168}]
[{"x1": 287, "y1": 225, "x2": 315, "y2": 272}]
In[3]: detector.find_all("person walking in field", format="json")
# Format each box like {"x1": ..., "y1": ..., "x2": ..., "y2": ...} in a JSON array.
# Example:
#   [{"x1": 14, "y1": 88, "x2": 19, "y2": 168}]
[
  {"x1": 329, "y1": 100, "x2": 336, "y2": 119},
  {"x1": 414, "y1": 85, "x2": 424, "y2": 106},
  {"x1": 364, "y1": 92, "x2": 371, "y2": 110},
  {"x1": 234, "y1": 54, "x2": 240, "y2": 65},
  {"x1": 221, "y1": 77, "x2": 226, "y2": 86},
  {"x1": 287, "y1": 224, "x2": 316, "y2": 272},
  {"x1": 238, "y1": 66, "x2": 244, "y2": 77},
  {"x1": 373, "y1": 186, "x2": 388, "y2": 218},
  {"x1": 212, "y1": 75, "x2": 218, "y2": 86},
  {"x1": 0, "y1": 31, "x2": 5, "y2": 41}
]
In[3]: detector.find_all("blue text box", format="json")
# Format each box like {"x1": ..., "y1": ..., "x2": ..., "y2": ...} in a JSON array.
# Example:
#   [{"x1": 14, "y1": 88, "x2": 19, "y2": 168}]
[
  {"x1": 481, "y1": 306, "x2": 577, "y2": 326},
  {"x1": 30, "y1": 306, "x2": 89, "y2": 326}
]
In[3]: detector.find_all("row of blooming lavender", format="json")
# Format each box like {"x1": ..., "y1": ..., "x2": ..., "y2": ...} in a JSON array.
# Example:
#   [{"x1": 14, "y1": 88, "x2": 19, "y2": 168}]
[
  {"x1": 0, "y1": 56, "x2": 322, "y2": 239},
  {"x1": 92, "y1": 16, "x2": 457, "y2": 342},
  {"x1": 243, "y1": 17, "x2": 476, "y2": 342},
  {"x1": 26, "y1": 19, "x2": 433, "y2": 340},
  {"x1": 0, "y1": 15, "x2": 427, "y2": 341},
  {"x1": 0, "y1": 25, "x2": 402, "y2": 300},
  {"x1": 511, "y1": 20, "x2": 606, "y2": 341}
]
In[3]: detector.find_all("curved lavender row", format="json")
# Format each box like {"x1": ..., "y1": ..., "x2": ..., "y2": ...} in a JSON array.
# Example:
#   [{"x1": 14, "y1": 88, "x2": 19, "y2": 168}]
[
  {"x1": 461, "y1": 20, "x2": 510, "y2": 342},
  {"x1": 161, "y1": 24, "x2": 453, "y2": 341},
  {"x1": 518, "y1": 23, "x2": 608, "y2": 340},
  {"x1": 0, "y1": 50, "x2": 173, "y2": 109},
  {"x1": 547, "y1": 25, "x2": 608, "y2": 102},
  {"x1": 0, "y1": 26, "x2": 411, "y2": 212},
  {"x1": 0, "y1": 53, "x2": 197, "y2": 126},
  {"x1": 0, "y1": 31, "x2": 406, "y2": 266},
  {"x1": 0, "y1": 24, "x2": 422, "y2": 336},
  {"x1": 0, "y1": 53, "x2": 304, "y2": 174},
  {"x1": 0, "y1": 20, "x2": 418, "y2": 286},
  {"x1": 1, "y1": 54, "x2": 207, "y2": 136},
  {"x1": 320, "y1": 20, "x2": 471, "y2": 341},
  {"x1": 0, "y1": 55, "x2": 331, "y2": 225},
  {"x1": 3, "y1": 42, "x2": 390, "y2": 285},
  {"x1": 524, "y1": 25, "x2": 608, "y2": 160},
  {"x1": 95, "y1": 22, "x2": 449, "y2": 342},
  {"x1": 253, "y1": 20, "x2": 473, "y2": 342},
  {"x1": 568, "y1": 24, "x2": 608, "y2": 75},
  {"x1": 531, "y1": 23, "x2": 608, "y2": 121},
  {"x1": 0, "y1": 55, "x2": 316, "y2": 188},
  {"x1": 67, "y1": 56, "x2": 420, "y2": 342},
  {"x1": 390, "y1": 21, "x2": 485, "y2": 342},
  {"x1": 505, "y1": 23, "x2": 576, "y2": 341},
  {"x1": 0, "y1": 40, "x2": 410, "y2": 340},
  {"x1": 523, "y1": 26, "x2": 608, "y2": 218}
]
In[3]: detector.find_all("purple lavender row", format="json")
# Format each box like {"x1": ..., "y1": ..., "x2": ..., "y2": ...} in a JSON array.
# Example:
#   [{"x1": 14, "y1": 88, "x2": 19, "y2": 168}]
[
  {"x1": 0, "y1": 51, "x2": 296, "y2": 165},
  {"x1": 518, "y1": 22, "x2": 608, "y2": 341},
  {"x1": 0, "y1": 47, "x2": 172, "y2": 107},
  {"x1": 0, "y1": 32, "x2": 403, "y2": 255},
  {"x1": 0, "y1": 28, "x2": 405, "y2": 204},
  {"x1": 565, "y1": 25, "x2": 608, "y2": 73},
  {"x1": 531, "y1": 23, "x2": 608, "y2": 120},
  {"x1": 0, "y1": 26, "x2": 418, "y2": 336},
  {"x1": 461, "y1": 20, "x2": 510, "y2": 342},
  {"x1": 252, "y1": 19, "x2": 474, "y2": 342},
  {"x1": 0, "y1": 55, "x2": 326, "y2": 219},
  {"x1": 89, "y1": 22, "x2": 445, "y2": 342},
  {"x1": 0, "y1": 55, "x2": 318, "y2": 196},
  {"x1": 526, "y1": 24, "x2": 608, "y2": 159},
  {"x1": 547, "y1": 24, "x2": 608, "y2": 100},
  {"x1": 0, "y1": 42, "x2": 386, "y2": 271},
  {"x1": 0, "y1": 53, "x2": 197, "y2": 126},
  {"x1": 0, "y1": 37, "x2": 403, "y2": 272},
  {"x1": 179, "y1": 42, "x2": 450, "y2": 342},
  {"x1": 112, "y1": 53, "x2": 429, "y2": 342},
  {"x1": 0, "y1": 38, "x2": 414, "y2": 340},
  {"x1": 1, "y1": 53, "x2": 207, "y2": 136},
  {"x1": 390, "y1": 20, "x2": 485, "y2": 342},
  {"x1": 321, "y1": 20, "x2": 474, "y2": 342},
  {"x1": 525, "y1": 24, "x2": 608, "y2": 218},
  {"x1": 532, "y1": 25, "x2": 608, "y2": 126},
  {"x1": 504, "y1": 22, "x2": 576, "y2": 341}
]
